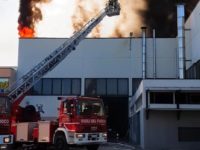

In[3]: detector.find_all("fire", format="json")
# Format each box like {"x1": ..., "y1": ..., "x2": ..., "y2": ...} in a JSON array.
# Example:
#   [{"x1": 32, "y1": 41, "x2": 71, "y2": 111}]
[
  {"x1": 18, "y1": 25, "x2": 35, "y2": 38},
  {"x1": 18, "y1": 0, "x2": 51, "y2": 38}
]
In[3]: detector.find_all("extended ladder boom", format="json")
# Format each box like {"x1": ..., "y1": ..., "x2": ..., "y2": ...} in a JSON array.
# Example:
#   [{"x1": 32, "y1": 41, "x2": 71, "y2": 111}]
[{"x1": 8, "y1": 0, "x2": 120, "y2": 103}]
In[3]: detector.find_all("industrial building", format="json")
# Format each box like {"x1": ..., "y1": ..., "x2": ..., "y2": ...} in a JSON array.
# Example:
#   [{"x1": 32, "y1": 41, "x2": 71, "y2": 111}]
[{"x1": 0, "y1": 1, "x2": 200, "y2": 150}]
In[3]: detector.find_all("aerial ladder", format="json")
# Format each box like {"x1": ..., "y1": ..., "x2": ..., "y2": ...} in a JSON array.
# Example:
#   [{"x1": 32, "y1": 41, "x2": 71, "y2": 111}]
[
  {"x1": 0, "y1": 0, "x2": 120, "y2": 149},
  {"x1": 8, "y1": 0, "x2": 120, "y2": 107}
]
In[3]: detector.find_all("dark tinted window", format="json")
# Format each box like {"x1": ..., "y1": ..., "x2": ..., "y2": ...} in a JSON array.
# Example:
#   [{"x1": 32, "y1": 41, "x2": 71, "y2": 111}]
[
  {"x1": 85, "y1": 78, "x2": 129, "y2": 96},
  {"x1": 107, "y1": 79, "x2": 117, "y2": 95},
  {"x1": 97, "y1": 79, "x2": 106, "y2": 95},
  {"x1": 85, "y1": 79, "x2": 96, "y2": 96},
  {"x1": 32, "y1": 78, "x2": 81, "y2": 96},
  {"x1": 72, "y1": 79, "x2": 81, "y2": 95},
  {"x1": 62, "y1": 79, "x2": 71, "y2": 95},
  {"x1": 118, "y1": 79, "x2": 128, "y2": 95},
  {"x1": 32, "y1": 80, "x2": 42, "y2": 95},
  {"x1": 150, "y1": 92, "x2": 173, "y2": 104},
  {"x1": 42, "y1": 78, "x2": 52, "y2": 95},
  {"x1": 53, "y1": 79, "x2": 61, "y2": 95}
]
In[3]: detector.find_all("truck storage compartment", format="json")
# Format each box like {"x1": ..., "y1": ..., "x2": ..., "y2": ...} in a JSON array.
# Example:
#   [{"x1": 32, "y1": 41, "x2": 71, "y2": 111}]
[
  {"x1": 38, "y1": 121, "x2": 58, "y2": 143},
  {"x1": 16, "y1": 122, "x2": 37, "y2": 142}
]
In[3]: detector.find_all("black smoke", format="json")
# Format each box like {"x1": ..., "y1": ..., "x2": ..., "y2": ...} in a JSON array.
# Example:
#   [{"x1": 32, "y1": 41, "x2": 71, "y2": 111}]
[
  {"x1": 145, "y1": 0, "x2": 199, "y2": 37},
  {"x1": 18, "y1": 0, "x2": 50, "y2": 32}
]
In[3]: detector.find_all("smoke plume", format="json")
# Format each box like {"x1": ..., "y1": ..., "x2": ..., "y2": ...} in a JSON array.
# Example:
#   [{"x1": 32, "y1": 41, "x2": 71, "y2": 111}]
[
  {"x1": 72, "y1": 0, "x2": 147, "y2": 37},
  {"x1": 18, "y1": 0, "x2": 199, "y2": 38},
  {"x1": 18, "y1": 0, "x2": 51, "y2": 38},
  {"x1": 145, "y1": 0, "x2": 199, "y2": 37}
]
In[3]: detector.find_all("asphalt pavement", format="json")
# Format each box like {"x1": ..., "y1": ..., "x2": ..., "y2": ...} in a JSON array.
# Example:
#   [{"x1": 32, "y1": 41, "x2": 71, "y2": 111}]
[
  {"x1": 11, "y1": 142, "x2": 138, "y2": 150},
  {"x1": 70, "y1": 142, "x2": 136, "y2": 150}
]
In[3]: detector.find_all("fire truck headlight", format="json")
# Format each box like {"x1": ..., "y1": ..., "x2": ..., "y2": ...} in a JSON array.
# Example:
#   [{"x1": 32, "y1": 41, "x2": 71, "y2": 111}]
[
  {"x1": 102, "y1": 133, "x2": 107, "y2": 137},
  {"x1": 76, "y1": 133, "x2": 85, "y2": 138},
  {"x1": 3, "y1": 136, "x2": 11, "y2": 143}
]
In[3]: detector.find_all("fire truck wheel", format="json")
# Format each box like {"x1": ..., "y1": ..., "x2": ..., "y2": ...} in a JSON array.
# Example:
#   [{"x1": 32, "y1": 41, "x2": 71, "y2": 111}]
[
  {"x1": 54, "y1": 133, "x2": 69, "y2": 150},
  {"x1": 86, "y1": 144, "x2": 99, "y2": 150}
]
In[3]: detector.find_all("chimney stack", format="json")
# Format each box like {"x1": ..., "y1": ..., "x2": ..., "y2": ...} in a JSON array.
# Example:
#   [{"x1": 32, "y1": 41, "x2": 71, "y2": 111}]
[
  {"x1": 141, "y1": 27, "x2": 147, "y2": 79},
  {"x1": 177, "y1": 4, "x2": 185, "y2": 79}
]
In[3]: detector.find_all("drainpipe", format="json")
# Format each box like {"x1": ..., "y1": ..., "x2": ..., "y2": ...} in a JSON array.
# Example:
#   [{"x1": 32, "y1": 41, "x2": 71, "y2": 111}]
[
  {"x1": 153, "y1": 29, "x2": 157, "y2": 79},
  {"x1": 177, "y1": 4, "x2": 185, "y2": 79},
  {"x1": 129, "y1": 32, "x2": 133, "y2": 51},
  {"x1": 141, "y1": 27, "x2": 147, "y2": 79}
]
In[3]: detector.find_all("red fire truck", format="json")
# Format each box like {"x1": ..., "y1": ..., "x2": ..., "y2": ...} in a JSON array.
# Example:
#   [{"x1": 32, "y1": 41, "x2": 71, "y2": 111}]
[
  {"x1": 0, "y1": 0, "x2": 120, "y2": 149},
  {"x1": 0, "y1": 95, "x2": 107, "y2": 150},
  {"x1": 9, "y1": 96, "x2": 107, "y2": 150}
]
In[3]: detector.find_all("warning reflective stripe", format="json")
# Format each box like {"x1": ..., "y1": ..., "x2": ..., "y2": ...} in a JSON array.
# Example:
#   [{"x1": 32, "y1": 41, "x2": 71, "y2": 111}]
[{"x1": 0, "y1": 119, "x2": 9, "y2": 124}]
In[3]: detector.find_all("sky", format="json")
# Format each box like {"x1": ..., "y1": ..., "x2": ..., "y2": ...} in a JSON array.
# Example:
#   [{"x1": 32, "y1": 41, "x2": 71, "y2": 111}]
[{"x1": 0, "y1": 0, "x2": 19, "y2": 66}]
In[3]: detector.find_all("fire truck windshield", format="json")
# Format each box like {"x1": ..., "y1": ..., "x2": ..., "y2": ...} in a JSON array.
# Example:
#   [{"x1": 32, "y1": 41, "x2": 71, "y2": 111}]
[
  {"x1": 0, "y1": 96, "x2": 10, "y2": 114},
  {"x1": 78, "y1": 100, "x2": 105, "y2": 116}
]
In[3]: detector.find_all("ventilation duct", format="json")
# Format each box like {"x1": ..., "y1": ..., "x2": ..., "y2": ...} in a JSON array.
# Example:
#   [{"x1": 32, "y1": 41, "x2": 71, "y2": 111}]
[
  {"x1": 177, "y1": 4, "x2": 185, "y2": 79},
  {"x1": 141, "y1": 27, "x2": 147, "y2": 79}
]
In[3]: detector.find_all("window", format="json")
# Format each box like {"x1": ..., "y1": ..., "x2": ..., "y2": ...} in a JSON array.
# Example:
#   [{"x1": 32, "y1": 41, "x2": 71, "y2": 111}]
[
  {"x1": 175, "y1": 92, "x2": 188, "y2": 104},
  {"x1": 32, "y1": 80, "x2": 42, "y2": 95},
  {"x1": 32, "y1": 78, "x2": 81, "y2": 96},
  {"x1": 85, "y1": 79, "x2": 96, "y2": 96},
  {"x1": 150, "y1": 92, "x2": 173, "y2": 104},
  {"x1": 85, "y1": 78, "x2": 129, "y2": 96},
  {"x1": 53, "y1": 79, "x2": 61, "y2": 95},
  {"x1": 62, "y1": 79, "x2": 71, "y2": 95},
  {"x1": 118, "y1": 79, "x2": 128, "y2": 95},
  {"x1": 176, "y1": 92, "x2": 200, "y2": 104},
  {"x1": 189, "y1": 93, "x2": 200, "y2": 104},
  {"x1": 42, "y1": 78, "x2": 52, "y2": 95},
  {"x1": 107, "y1": 79, "x2": 117, "y2": 95},
  {"x1": 72, "y1": 79, "x2": 81, "y2": 95},
  {"x1": 97, "y1": 79, "x2": 106, "y2": 95},
  {"x1": 78, "y1": 100, "x2": 105, "y2": 116}
]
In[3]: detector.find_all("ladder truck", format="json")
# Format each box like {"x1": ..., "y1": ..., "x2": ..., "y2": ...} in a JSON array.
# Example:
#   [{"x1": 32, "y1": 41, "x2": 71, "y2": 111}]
[{"x1": 0, "y1": 0, "x2": 120, "y2": 149}]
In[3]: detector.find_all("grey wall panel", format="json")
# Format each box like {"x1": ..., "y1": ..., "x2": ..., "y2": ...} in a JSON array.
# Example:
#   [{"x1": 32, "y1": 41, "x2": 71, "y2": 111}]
[
  {"x1": 18, "y1": 38, "x2": 177, "y2": 79},
  {"x1": 185, "y1": 1, "x2": 200, "y2": 68}
]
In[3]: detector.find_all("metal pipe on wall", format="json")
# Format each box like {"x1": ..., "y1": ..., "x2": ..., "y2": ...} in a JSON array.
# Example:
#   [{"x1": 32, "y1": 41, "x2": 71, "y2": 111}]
[
  {"x1": 141, "y1": 27, "x2": 147, "y2": 79},
  {"x1": 153, "y1": 29, "x2": 157, "y2": 79},
  {"x1": 177, "y1": 4, "x2": 185, "y2": 79}
]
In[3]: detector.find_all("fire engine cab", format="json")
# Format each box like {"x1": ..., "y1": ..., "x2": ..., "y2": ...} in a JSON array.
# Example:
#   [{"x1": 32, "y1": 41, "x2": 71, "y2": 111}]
[{"x1": 55, "y1": 96, "x2": 107, "y2": 149}]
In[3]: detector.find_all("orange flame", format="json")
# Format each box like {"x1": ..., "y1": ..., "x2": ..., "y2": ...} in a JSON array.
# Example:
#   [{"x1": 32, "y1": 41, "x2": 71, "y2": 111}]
[{"x1": 18, "y1": 25, "x2": 35, "y2": 38}]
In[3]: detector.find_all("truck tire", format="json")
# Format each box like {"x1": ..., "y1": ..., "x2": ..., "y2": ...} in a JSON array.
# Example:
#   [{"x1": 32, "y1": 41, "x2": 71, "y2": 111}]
[
  {"x1": 5, "y1": 144, "x2": 13, "y2": 150},
  {"x1": 86, "y1": 144, "x2": 99, "y2": 150},
  {"x1": 54, "y1": 133, "x2": 69, "y2": 150}
]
